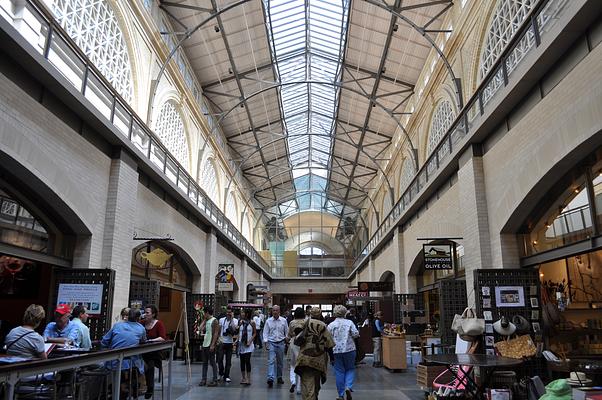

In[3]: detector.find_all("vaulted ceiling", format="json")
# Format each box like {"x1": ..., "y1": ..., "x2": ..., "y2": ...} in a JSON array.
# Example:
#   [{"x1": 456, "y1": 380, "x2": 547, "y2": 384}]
[{"x1": 158, "y1": 0, "x2": 454, "y2": 239}]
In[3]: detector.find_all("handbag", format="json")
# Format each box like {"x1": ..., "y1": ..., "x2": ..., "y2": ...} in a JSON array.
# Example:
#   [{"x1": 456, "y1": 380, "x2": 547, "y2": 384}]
[
  {"x1": 294, "y1": 319, "x2": 309, "y2": 347},
  {"x1": 512, "y1": 315, "x2": 531, "y2": 334},
  {"x1": 494, "y1": 334, "x2": 536, "y2": 359},
  {"x1": 452, "y1": 308, "x2": 485, "y2": 339}
]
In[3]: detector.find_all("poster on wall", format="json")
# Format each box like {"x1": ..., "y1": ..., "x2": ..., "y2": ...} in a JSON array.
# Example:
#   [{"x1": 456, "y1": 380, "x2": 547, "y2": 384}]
[
  {"x1": 217, "y1": 264, "x2": 235, "y2": 291},
  {"x1": 495, "y1": 286, "x2": 525, "y2": 308},
  {"x1": 57, "y1": 283, "x2": 103, "y2": 314},
  {"x1": 423, "y1": 244, "x2": 453, "y2": 270}
]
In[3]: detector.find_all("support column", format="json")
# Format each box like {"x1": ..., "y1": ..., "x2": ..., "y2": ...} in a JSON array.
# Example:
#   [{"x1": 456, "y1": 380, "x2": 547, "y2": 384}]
[
  {"x1": 100, "y1": 149, "x2": 139, "y2": 322},
  {"x1": 201, "y1": 229, "x2": 218, "y2": 293},
  {"x1": 239, "y1": 258, "x2": 248, "y2": 302},
  {"x1": 368, "y1": 256, "x2": 376, "y2": 281},
  {"x1": 458, "y1": 145, "x2": 493, "y2": 307},
  {"x1": 393, "y1": 227, "x2": 405, "y2": 293}
]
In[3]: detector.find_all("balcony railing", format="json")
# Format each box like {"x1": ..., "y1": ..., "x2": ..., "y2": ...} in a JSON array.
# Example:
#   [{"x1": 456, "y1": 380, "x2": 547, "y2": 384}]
[
  {"x1": 353, "y1": 0, "x2": 569, "y2": 271},
  {"x1": 0, "y1": 0, "x2": 272, "y2": 274}
]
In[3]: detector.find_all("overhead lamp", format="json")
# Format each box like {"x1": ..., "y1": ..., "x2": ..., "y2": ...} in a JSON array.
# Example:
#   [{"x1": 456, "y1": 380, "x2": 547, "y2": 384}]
[
  {"x1": 393, "y1": 24, "x2": 398, "y2": 32},
  {"x1": 381, "y1": 66, "x2": 386, "y2": 74},
  {"x1": 574, "y1": 188, "x2": 580, "y2": 193},
  {"x1": 214, "y1": 25, "x2": 220, "y2": 33}
]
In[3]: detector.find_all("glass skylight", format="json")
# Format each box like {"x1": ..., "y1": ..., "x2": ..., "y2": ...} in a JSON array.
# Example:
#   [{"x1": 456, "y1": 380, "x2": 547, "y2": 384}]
[{"x1": 265, "y1": 0, "x2": 350, "y2": 217}]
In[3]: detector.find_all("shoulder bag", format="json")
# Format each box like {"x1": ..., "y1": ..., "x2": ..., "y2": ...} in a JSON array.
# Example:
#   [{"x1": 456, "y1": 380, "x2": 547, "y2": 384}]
[{"x1": 294, "y1": 319, "x2": 309, "y2": 347}]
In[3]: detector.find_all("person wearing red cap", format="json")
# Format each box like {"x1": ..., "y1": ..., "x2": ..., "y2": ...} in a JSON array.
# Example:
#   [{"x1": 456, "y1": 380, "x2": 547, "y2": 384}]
[{"x1": 43, "y1": 304, "x2": 78, "y2": 345}]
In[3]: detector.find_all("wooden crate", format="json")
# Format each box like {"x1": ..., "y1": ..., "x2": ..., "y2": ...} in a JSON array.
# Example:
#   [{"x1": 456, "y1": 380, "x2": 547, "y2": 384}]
[{"x1": 416, "y1": 364, "x2": 453, "y2": 388}]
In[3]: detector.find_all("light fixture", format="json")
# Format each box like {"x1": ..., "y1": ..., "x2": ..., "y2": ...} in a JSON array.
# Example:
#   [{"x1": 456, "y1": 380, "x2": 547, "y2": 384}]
[
  {"x1": 574, "y1": 188, "x2": 580, "y2": 193},
  {"x1": 539, "y1": 272, "x2": 544, "y2": 278},
  {"x1": 214, "y1": 25, "x2": 220, "y2": 33},
  {"x1": 532, "y1": 240, "x2": 538, "y2": 245}
]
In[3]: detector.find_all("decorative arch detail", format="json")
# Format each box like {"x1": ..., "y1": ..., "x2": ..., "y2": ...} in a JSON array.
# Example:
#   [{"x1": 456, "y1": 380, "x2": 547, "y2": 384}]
[
  {"x1": 199, "y1": 158, "x2": 220, "y2": 206},
  {"x1": 154, "y1": 100, "x2": 189, "y2": 169},
  {"x1": 427, "y1": 99, "x2": 456, "y2": 156}
]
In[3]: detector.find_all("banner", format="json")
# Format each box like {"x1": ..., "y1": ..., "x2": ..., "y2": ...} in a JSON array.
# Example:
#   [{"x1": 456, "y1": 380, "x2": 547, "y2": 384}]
[
  {"x1": 57, "y1": 283, "x2": 104, "y2": 314},
  {"x1": 423, "y1": 244, "x2": 453, "y2": 270},
  {"x1": 217, "y1": 264, "x2": 235, "y2": 291}
]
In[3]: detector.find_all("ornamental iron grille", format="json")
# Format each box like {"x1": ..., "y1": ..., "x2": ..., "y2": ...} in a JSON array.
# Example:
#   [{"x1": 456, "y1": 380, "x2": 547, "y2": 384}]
[
  {"x1": 428, "y1": 100, "x2": 455, "y2": 156},
  {"x1": 199, "y1": 159, "x2": 219, "y2": 205},
  {"x1": 400, "y1": 160, "x2": 415, "y2": 194},
  {"x1": 225, "y1": 192, "x2": 238, "y2": 228},
  {"x1": 154, "y1": 101, "x2": 189, "y2": 169},
  {"x1": 46, "y1": 0, "x2": 134, "y2": 103},
  {"x1": 479, "y1": 0, "x2": 536, "y2": 79}
]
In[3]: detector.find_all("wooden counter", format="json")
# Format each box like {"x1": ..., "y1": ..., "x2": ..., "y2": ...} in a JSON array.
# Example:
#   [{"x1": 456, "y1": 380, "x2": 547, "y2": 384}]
[{"x1": 382, "y1": 335, "x2": 407, "y2": 370}]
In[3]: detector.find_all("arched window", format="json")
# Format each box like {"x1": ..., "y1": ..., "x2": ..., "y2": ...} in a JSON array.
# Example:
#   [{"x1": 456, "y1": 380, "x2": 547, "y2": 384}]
[
  {"x1": 400, "y1": 159, "x2": 415, "y2": 194},
  {"x1": 479, "y1": 0, "x2": 536, "y2": 79},
  {"x1": 48, "y1": 0, "x2": 134, "y2": 103},
  {"x1": 428, "y1": 100, "x2": 455, "y2": 156},
  {"x1": 154, "y1": 101, "x2": 189, "y2": 168},
  {"x1": 370, "y1": 212, "x2": 378, "y2": 236},
  {"x1": 299, "y1": 246, "x2": 326, "y2": 256},
  {"x1": 382, "y1": 190, "x2": 392, "y2": 217},
  {"x1": 200, "y1": 159, "x2": 219, "y2": 205},
  {"x1": 242, "y1": 212, "x2": 251, "y2": 241},
  {"x1": 225, "y1": 192, "x2": 238, "y2": 228}
]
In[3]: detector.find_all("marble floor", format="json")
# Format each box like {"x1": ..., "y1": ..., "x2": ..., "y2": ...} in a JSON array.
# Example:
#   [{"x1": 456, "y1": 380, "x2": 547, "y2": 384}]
[{"x1": 158, "y1": 350, "x2": 426, "y2": 400}]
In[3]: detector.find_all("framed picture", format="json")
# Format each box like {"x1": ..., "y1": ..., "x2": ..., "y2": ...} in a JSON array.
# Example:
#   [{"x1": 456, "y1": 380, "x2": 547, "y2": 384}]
[
  {"x1": 485, "y1": 323, "x2": 494, "y2": 333},
  {"x1": 532, "y1": 322, "x2": 541, "y2": 332},
  {"x1": 484, "y1": 311, "x2": 493, "y2": 321},
  {"x1": 531, "y1": 310, "x2": 539, "y2": 320},
  {"x1": 485, "y1": 336, "x2": 495, "y2": 347},
  {"x1": 482, "y1": 287, "x2": 491, "y2": 296},
  {"x1": 483, "y1": 298, "x2": 492, "y2": 309},
  {"x1": 495, "y1": 286, "x2": 525, "y2": 307},
  {"x1": 530, "y1": 298, "x2": 539, "y2": 308},
  {"x1": 486, "y1": 348, "x2": 495, "y2": 355},
  {"x1": 530, "y1": 286, "x2": 538, "y2": 296}
]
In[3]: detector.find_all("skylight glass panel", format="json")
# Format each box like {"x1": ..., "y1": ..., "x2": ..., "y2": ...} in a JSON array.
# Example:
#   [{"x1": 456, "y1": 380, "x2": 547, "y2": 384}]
[{"x1": 265, "y1": 0, "x2": 350, "y2": 218}]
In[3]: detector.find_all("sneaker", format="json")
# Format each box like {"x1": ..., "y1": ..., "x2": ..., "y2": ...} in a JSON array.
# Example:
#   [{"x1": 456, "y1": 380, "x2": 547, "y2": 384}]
[
  {"x1": 345, "y1": 388, "x2": 353, "y2": 400},
  {"x1": 277, "y1": 378, "x2": 284, "y2": 384},
  {"x1": 225, "y1": 377, "x2": 231, "y2": 383},
  {"x1": 290, "y1": 384, "x2": 296, "y2": 393},
  {"x1": 198, "y1": 380, "x2": 206, "y2": 386},
  {"x1": 207, "y1": 381, "x2": 217, "y2": 387},
  {"x1": 267, "y1": 380, "x2": 274, "y2": 388}
]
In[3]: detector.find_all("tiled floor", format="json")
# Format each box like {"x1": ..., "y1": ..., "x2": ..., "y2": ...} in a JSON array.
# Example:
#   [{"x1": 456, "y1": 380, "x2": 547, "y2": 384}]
[{"x1": 159, "y1": 350, "x2": 426, "y2": 400}]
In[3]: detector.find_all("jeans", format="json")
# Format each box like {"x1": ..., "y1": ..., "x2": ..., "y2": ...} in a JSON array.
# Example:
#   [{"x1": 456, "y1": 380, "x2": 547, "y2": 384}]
[
  {"x1": 289, "y1": 344, "x2": 301, "y2": 390},
  {"x1": 217, "y1": 343, "x2": 233, "y2": 378},
  {"x1": 201, "y1": 347, "x2": 217, "y2": 382},
  {"x1": 372, "y1": 337, "x2": 382, "y2": 365},
  {"x1": 333, "y1": 351, "x2": 356, "y2": 397},
  {"x1": 267, "y1": 341, "x2": 285, "y2": 382},
  {"x1": 255, "y1": 329, "x2": 263, "y2": 348}
]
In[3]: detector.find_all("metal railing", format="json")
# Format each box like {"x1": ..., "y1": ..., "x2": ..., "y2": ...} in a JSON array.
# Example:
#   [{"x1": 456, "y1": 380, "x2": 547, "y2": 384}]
[
  {"x1": 0, "y1": 0, "x2": 272, "y2": 275},
  {"x1": 352, "y1": 0, "x2": 569, "y2": 271},
  {"x1": 0, "y1": 341, "x2": 174, "y2": 400}
]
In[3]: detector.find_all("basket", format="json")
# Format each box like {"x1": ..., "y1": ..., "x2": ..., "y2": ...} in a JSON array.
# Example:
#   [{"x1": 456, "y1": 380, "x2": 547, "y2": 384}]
[
  {"x1": 417, "y1": 364, "x2": 454, "y2": 388},
  {"x1": 490, "y1": 371, "x2": 517, "y2": 389}
]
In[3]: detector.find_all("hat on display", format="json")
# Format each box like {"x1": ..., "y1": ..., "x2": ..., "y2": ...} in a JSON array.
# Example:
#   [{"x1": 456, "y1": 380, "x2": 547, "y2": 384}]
[
  {"x1": 567, "y1": 372, "x2": 592, "y2": 385},
  {"x1": 493, "y1": 316, "x2": 516, "y2": 336},
  {"x1": 55, "y1": 304, "x2": 71, "y2": 316},
  {"x1": 540, "y1": 379, "x2": 571, "y2": 400},
  {"x1": 512, "y1": 315, "x2": 531, "y2": 334}
]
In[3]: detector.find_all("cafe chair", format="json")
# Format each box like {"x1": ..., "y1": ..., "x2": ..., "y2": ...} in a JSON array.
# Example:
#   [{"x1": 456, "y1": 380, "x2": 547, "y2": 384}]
[
  {"x1": 76, "y1": 366, "x2": 111, "y2": 400},
  {"x1": 14, "y1": 373, "x2": 57, "y2": 399},
  {"x1": 432, "y1": 340, "x2": 479, "y2": 394}
]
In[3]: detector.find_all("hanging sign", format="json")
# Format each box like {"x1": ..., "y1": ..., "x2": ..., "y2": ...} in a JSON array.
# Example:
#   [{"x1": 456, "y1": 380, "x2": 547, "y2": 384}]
[
  {"x1": 57, "y1": 283, "x2": 104, "y2": 314},
  {"x1": 358, "y1": 281, "x2": 394, "y2": 292},
  {"x1": 217, "y1": 264, "x2": 235, "y2": 291},
  {"x1": 423, "y1": 244, "x2": 453, "y2": 270},
  {"x1": 347, "y1": 289, "x2": 369, "y2": 299}
]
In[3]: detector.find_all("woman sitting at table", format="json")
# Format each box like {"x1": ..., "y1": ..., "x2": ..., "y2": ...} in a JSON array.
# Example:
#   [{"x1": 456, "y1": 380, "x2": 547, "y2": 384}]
[
  {"x1": 142, "y1": 304, "x2": 166, "y2": 399},
  {"x1": 101, "y1": 308, "x2": 147, "y2": 397},
  {"x1": 4, "y1": 304, "x2": 47, "y2": 359}
]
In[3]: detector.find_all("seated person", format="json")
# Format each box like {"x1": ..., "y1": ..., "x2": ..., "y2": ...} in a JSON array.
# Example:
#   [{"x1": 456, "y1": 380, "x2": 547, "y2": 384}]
[
  {"x1": 4, "y1": 304, "x2": 47, "y2": 359},
  {"x1": 43, "y1": 304, "x2": 78, "y2": 346},
  {"x1": 70, "y1": 305, "x2": 92, "y2": 350},
  {"x1": 101, "y1": 308, "x2": 147, "y2": 375}
]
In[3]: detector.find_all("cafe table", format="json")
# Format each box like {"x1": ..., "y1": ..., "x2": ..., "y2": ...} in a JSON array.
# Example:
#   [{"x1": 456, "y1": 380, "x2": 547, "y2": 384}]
[{"x1": 423, "y1": 354, "x2": 523, "y2": 399}]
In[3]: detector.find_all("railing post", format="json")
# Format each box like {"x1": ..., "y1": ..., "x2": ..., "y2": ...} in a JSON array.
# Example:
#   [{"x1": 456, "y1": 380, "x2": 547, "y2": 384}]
[
  {"x1": 43, "y1": 24, "x2": 53, "y2": 59},
  {"x1": 112, "y1": 354, "x2": 123, "y2": 400},
  {"x1": 531, "y1": 15, "x2": 541, "y2": 46},
  {"x1": 5, "y1": 372, "x2": 18, "y2": 400},
  {"x1": 167, "y1": 344, "x2": 173, "y2": 400}
]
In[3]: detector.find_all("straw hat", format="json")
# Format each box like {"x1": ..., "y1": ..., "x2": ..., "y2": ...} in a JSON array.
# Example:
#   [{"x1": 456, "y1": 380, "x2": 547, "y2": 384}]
[{"x1": 567, "y1": 372, "x2": 592, "y2": 385}]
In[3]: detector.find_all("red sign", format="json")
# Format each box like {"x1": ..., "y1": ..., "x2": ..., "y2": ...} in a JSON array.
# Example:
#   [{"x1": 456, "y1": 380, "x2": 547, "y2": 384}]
[{"x1": 347, "y1": 290, "x2": 368, "y2": 299}]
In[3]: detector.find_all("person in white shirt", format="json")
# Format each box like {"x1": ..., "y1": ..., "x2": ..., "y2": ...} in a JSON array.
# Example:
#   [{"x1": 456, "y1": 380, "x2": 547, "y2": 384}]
[
  {"x1": 327, "y1": 305, "x2": 360, "y2": 400},
  {"x1": 263, "y1": 305, "x2": 289, "y2": 387},
  {"x1": 217, "y1": 306, "x2": 238, "y2": 383},
  {"x1": 253, "y1": 310, "x2": 263, "y2": 349}
]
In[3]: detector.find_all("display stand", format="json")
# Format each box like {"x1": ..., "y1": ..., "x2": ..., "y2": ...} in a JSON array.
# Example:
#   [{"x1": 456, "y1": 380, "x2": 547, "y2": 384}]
[{"x1": 382, "y1": 335, "x2": 407, "y2": 370}]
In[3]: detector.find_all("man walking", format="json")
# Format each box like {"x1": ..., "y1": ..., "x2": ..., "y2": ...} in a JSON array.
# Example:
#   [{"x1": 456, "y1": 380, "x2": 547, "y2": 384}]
[
  {"x1": 217, "y1": 306, "x2": 238, "y2": 383},
  {"x1": 253, "y1": 310, "x2": 263, "y2": 349},
  {"x1": 198, "y1": 307, "x2": 220, "y2": 387},
  {"x1": 263, "y1": 305, "x2": 288, "y2": 387},
  {"x1": 372, "y1": 311, "x2": 384, "y2": 367}
]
